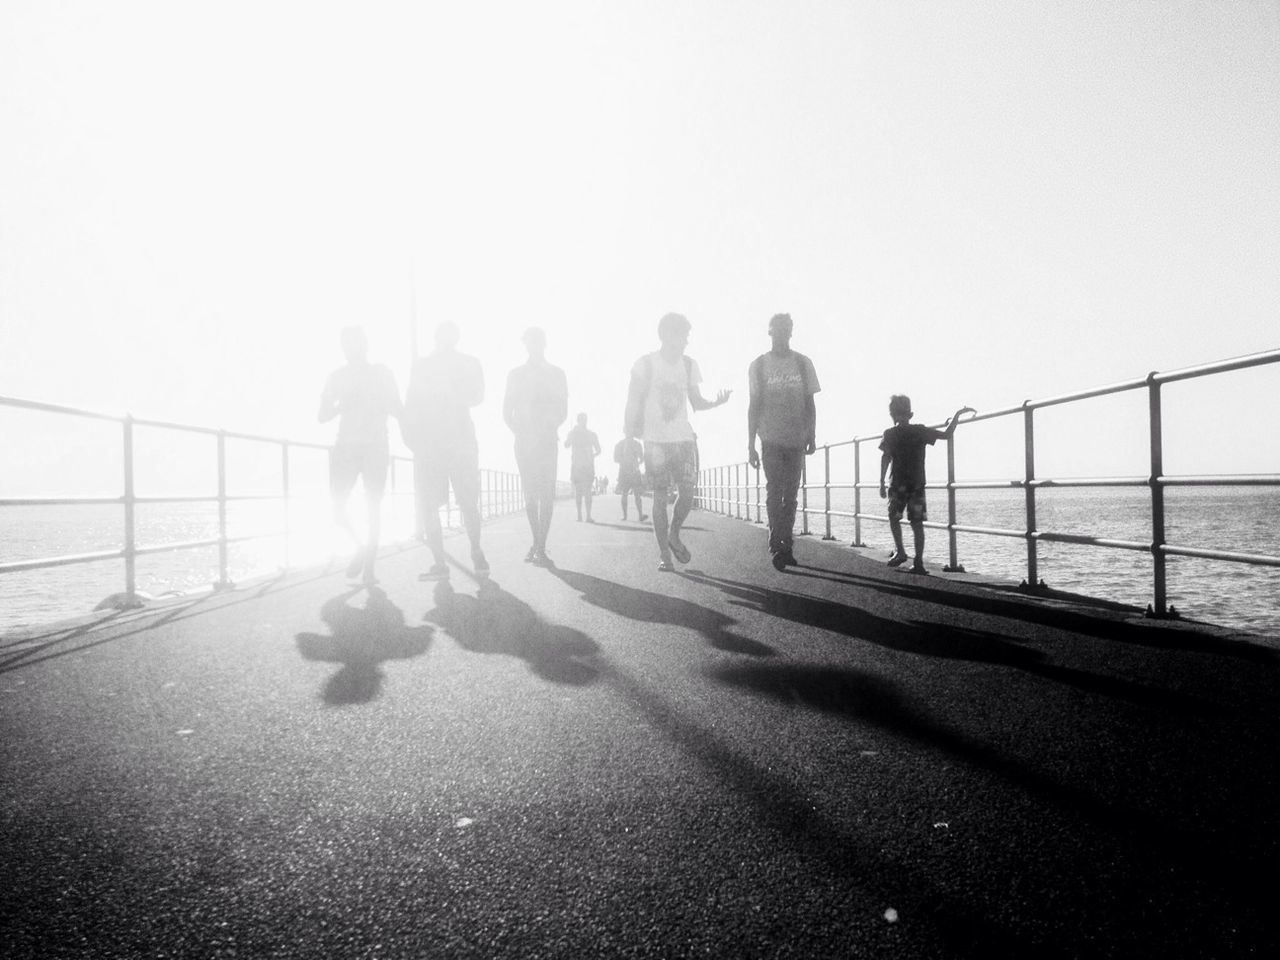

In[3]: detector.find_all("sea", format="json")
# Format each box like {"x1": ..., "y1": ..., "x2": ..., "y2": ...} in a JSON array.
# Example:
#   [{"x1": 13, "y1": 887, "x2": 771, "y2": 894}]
[{"x1": 2, "y1": 488, "x2": 1278, "y2": 638}]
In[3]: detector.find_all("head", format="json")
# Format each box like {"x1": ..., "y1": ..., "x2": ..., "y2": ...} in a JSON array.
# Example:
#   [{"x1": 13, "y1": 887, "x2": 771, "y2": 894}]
[
  {"x1": 889, "y1": 394, "x2": 913, "y2": 424},
  {"x1": 576, "y1": 412, "x2": 587, "y2": 427},
  {"x1": 657, "y1": 312, "x2": 691, "y2": 351},
  {"x1": 339, "y1": 326, "x2": 368, "y2": 364},
  {"x1": 768, "y1": 312, "x2": 793, "y2": 348},
  {"x1": 521, "y1": 326, "x2": 546, "y2": 359},
  {"x1": 434, "y1": 321, "x2": 460, "y2": 352}
]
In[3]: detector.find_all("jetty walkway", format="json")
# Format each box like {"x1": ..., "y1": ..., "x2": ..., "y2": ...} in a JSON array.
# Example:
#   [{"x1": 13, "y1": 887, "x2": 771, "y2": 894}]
[{"x1": 3, "y1": 509, "x2": 1278, "y2": 958}]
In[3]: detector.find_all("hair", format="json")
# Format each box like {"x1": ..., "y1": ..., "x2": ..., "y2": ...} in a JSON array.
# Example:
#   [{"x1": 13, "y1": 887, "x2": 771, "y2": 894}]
[
  {"x1": 657, "y1": 312, "x2": 691, "y2": 341},
  {"x1": 889, "y1": 394, "x2": 913, "y2": 420},
  {"x1": 769, "y1": 312, "x2": 793, "y2": 330}
]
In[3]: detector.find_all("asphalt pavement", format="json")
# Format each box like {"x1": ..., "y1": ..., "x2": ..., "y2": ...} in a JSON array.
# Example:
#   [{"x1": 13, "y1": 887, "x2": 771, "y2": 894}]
[{"x1": 3, "y1": 506, "x2": 1279, "y2": 959}]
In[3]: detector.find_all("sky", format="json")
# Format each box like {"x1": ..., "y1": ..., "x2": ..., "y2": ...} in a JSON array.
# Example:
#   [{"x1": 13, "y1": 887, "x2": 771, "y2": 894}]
[{"x1": 1, "y1": 0, "x2": 1277, "y2": 493}]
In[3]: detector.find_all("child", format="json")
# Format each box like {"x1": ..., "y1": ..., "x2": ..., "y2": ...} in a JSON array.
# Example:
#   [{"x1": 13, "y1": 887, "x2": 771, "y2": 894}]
[{"x1": 878, "y1": 396, "x2": 974, "y2": 574}]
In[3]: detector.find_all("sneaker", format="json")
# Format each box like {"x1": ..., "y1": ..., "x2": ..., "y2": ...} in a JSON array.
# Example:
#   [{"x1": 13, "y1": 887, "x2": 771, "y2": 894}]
[
  {"x1": 533, "y1": 550, "x2": 553, "y2": 567},
  {"x1": 771, "y1": 551, "x2": 788, "y2": 571},
  {"x1": 657, "y1": 558, "x2": 675, "y2": 572},
  {"x1": 472, "y1": 550, "x2": 490, "y2": 576},
  {"x1": 419, "y1": 562, "x2": 450, "y2": 581},
  {"x1": 524, "y1": 547, "x2": 537, "y2": 563},
  {"x1": 910, "y1": 561, "x2": 929, "y2": 575},
  {"x1": 668, "y1": 534, "x2": 691, "y2": 564},
  {"x1": 887, "y1": 552, "x2": 909, "y2": 568},
  {"x1": 638, "y1": 514, "x2": 648, "y2": 522}
]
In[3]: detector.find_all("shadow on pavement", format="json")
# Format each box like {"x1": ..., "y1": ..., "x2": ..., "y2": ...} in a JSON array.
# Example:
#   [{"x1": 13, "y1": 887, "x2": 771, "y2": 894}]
[
  {"x1": 548, "y1": 566, "x2": 774, "y2": 657},
  {"x1": 424, "y1": 579, "x2": 600, "y2": 684},
  {"x1": 788, "y1": 562, "x2": 1277, "y2": 660},
  {"x1": 296, "y1": 587, "x2": 433, "y2": 706},
  {"x1": 683, "y1": 570, "x2": 1202, "y2": 711}
]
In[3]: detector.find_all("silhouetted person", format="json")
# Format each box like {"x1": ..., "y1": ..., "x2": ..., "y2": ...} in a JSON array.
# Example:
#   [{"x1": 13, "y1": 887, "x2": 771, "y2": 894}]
[
  {"x1": 401, "y1": 321, "x2": 488, "y2": 580},
  {"x1": 747, "y1": 313, "x2": 820, "y2": 570},
  {"x1": 318, "y1": 326, "x2": 401, "y2": 586},
  {"x1": 624, "y1": 312, "x2": 731, "y2": 571},
  {"x1": 613, "y1": 435, "x2": 647, "y2": 521},
  {"x1": 503, "y1": 326, "x2": 568, "y2": 565},
  {"x1": 879, "y1": 395, "x2": 974, "y2": 574},
  {"x1": 565, "y1": 413, "x2": 601, "y2": 522}
]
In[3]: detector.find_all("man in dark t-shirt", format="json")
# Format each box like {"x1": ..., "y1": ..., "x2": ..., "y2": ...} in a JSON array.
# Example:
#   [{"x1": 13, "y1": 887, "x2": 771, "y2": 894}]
[{"x1": 878, "y1": 395, "x2": 974, "y2": 574}]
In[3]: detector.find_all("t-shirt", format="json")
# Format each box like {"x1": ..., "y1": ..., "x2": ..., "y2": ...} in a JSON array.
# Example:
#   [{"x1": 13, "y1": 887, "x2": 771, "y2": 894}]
[
  {"x1": 614, "y1": 437, "x2": 643, "y2": 477},
  {"x1": 503, "y1": 361, "x2": 568, "y2": 443},
  {"x1": 566, "y1": 426, "x2": 600, "y2": 472},
  {"x1": 748, "y1": 350, "x2": 820, "y2": 448},
  {"x1": 879, "y1": 423, "x2": 946, "y2": 490},
  {"x1": 401, "y1": 350, "x2": 484, "y2": 450},
  {"x1": 321, "y1": 363, "x2": 400, "y2": 449},
  {"x1": 632, "y1": 352, "x2": 702, "y2": 444}
]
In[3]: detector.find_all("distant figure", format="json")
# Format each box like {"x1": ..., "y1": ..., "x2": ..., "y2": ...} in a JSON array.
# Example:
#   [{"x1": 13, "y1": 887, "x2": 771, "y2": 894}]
[
  {"x1": 624, "y1": 312, "x2": 731, "y2": 571},
  {"x1": 878, "y1": 395, "x2": 975, "y2": 574},
  {"x1": 613, "y1": 436, "x2": 647, "y2": 522},
  {"x1": 565, "y1": 413, "x2": 601, "y2": 522},
  {"x1": 747, "y1": 313, "x2": 820, "y2": 570},
  {"x1": 503, "y1": 327, "x2": 568, "y2": 565},
  {"x1": 318, "y1": 326, "x2": 401, "y2": 586},
  {"x1": 401, "y1": 322, "x2": 489, "y2": 580}
]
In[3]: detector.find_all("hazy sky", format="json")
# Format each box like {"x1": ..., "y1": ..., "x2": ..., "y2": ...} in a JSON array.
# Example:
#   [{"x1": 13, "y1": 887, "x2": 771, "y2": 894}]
[{"x1": 2, "y1": 0, "x2": 1277, "y2": 486}]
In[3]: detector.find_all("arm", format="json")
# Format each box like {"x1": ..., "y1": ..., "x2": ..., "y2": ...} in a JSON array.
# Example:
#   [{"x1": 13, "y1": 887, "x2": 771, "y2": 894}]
[
  {"x1": 689, "y1": 385, "x2": 732, "y2": 411},
  {"x1": 591, "y1": 433, "x2": 601, "y2": 457},
  {"x1": 555, "y1": 369, "x2": 569, "y2": 429},
  {"x1": 803, "y1": 393, "x2": 816, "y2": 456},
  {"x1": 623, "y1": 367, "x2": 646, "y2": 439},
  {"x1": 879, "y1": 452, "x2": 891, "y2": 498},
  {"x1": 746, "y1": 361, "x2": 761, "y2": 469},
  {"x1": 942, "y1": 405, "x2": 976, "y2": 439}
]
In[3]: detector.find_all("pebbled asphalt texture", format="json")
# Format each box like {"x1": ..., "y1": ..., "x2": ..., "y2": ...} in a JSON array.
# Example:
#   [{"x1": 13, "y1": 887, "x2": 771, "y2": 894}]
[{"x1": 2, "y1": 508, "x2": 1279, "y2": 959}]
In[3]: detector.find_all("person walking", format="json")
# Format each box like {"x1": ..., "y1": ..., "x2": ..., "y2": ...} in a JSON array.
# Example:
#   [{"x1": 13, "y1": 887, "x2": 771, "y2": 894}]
[
  {"x1": 318, "y1": 326, "x2": 401, "y2": 586},
  {"x1": 613, "y1": 435, "x2": 647, "y2": 522},
  {"x1": 565, "y1": 413, "x2": 601, "y2": 522},
  {"x1": 401, "y1": 321, "x2": 488, "y2": 580},
  {"x1": 624, "y1": 312, "x2": 731, "y2": 571},
  {"x1": 746, "y1": 313, "x2": 820, "y2": 570},
  {"x1": 503, "y1": 327, "x2": 568, "y2": 565}
]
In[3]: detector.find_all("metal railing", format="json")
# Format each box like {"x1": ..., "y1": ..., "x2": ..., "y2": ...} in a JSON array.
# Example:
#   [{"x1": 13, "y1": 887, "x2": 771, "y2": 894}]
[
  {"x1": 698, "y1": 348, "x2": 1280, "y2": 618},
  {"x1": 0, "y1": 395, "x2": 524, "y2": 609}
]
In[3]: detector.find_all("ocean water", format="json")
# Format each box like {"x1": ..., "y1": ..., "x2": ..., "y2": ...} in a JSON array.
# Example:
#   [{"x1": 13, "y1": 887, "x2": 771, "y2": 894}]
[{"x1": 3, "y1": 488, "x2": 1278, "y2": 638}]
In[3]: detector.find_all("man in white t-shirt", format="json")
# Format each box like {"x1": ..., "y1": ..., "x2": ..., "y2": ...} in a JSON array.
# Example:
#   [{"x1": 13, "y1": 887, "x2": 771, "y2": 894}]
[
  {"x1": 747, "y1": 313, "x2": 820, "y2": 570},
  {"x1": 624, "y1": 312, "x2": 731, "y2": 571},
  {"x1": 318, "y1": 326, "x2": 402, "y2": 586}
]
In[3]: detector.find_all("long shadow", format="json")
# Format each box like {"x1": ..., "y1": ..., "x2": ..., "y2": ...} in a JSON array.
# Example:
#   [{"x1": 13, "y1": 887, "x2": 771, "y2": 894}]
[
  {"x1": 787, "y1": 561, "x2": 1278, "y2": 661},
  {"x1": 682, "y1": 570, "x2": 1205, "y2": 712},
  {"x1": 583, "y1": 521, "x2": 656, "y2": 533},
  {"x1": 423, "y1": 579, "x2": 600, "y2": 684},
  {"x1": 547, "y1": 566, "x2": 774, "y2": 657},
  {"x1": 295, "y1": 588, "x2": 433, "y2": 706}
]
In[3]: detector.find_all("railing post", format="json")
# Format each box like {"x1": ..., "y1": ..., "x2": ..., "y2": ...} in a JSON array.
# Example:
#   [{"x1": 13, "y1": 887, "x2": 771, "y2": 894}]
[
  {"x1": 1022, "y1": 405, "x2": 1039, "y2": 590},
  {"x1": 800, "y1": 458, "x2": 810, "y2": 536},
  {"x1": 215, "y1": 430, "x2": 232, "y2": 590},
  {"x1": 281, "y1": 441, "x2": 290, "y2": 570},
  {"x1": 1148, "y1": 375, "x2": 1168, "y2": 617},
  {"x1": 121, "y1": 416, "x2": 140, "y2": 606},
  {"x1": 754, "y1": 462, "x2": 762, "y2": 523},
  {"x1": 943, "y1": 431, "x2": 963, "y2": 572},
  {"x1": 822, "y1": 445, "x2": 835, "y2": 540},
  {"x1": 734, "y1": 463, "x2": 741, "y2": 519},
  {"x1": 853, "y1": 439, "x2": 863, "y2": 547}
]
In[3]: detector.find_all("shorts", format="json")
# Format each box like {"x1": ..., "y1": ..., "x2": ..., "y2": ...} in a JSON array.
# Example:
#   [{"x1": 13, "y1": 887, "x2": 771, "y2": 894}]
[
  {"x1": 330, "y1": 442, "x2": 389, "y2": 500},
  {"x1": 571, "y1": 464, "x2": 595, "y2": 495},
  {"x1": 645, "y1": 440, "x2": 698, "y2": 491},
  {"x1": 616, "y1": 470, "x2": 643, "y2": 496},
  {"x1": 887, "y1": 483, "x2": 927, "y2": 524},
  {"x1": 514, "y1": 436, "x2": 557, "y2": 498},
  {"x1": 414, "y1": 439, "x2": 479, "y2": 509}
]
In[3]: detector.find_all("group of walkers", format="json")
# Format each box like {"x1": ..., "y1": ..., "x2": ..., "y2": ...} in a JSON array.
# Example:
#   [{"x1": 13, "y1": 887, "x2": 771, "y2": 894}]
[{"x1": 320, "y1": 312, "x2": 970, "y2": 586}]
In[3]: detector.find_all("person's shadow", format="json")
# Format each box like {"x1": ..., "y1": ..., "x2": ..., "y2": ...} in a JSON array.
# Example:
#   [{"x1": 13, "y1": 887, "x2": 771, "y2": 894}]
[
  {"x1": 423, "y1": 579, "x2": 601, "y2": 685},
  {"x1": 547, "y1": 566, "x2": 774, "y2": 657},
  {"x1": 296, "y1": 588, "x2": 433, "y2": 706}
]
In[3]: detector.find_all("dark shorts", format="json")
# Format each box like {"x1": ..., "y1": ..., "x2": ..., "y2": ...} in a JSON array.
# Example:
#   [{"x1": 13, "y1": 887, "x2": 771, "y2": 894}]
[
  {"x1": 514, "y1": 436, "x2": 557, "y2": 498},
  {"x1": 887, "y1": 483, "x2": 927, "y2": 523},
  {"x1": 415, "y1": 439, "x2": 479, "y2": 509},
  {"x1": 645, "y1": 441, "x2": 698, "y2": 491},
  {"x1": 571, "y1": 464, "x2": 595, "y2": 495},
  {"x1": 330, "y1": 443, "x2": 389, "y2": 500},
  {"x1": 616, "y1": 470, "x2": 643, "y2": 496}
]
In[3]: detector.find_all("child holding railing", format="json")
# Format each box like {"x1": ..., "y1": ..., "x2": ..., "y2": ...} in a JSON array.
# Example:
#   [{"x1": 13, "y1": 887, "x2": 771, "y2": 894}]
[{"x1": 879, "y1": 396, "x2": 974, "y2": 574}]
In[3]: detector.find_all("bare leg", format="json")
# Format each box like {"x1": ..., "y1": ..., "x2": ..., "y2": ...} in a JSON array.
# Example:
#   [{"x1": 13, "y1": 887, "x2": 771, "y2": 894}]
[
  {"x1": 911, "y1": 520, "x2": 926, "y2": 563},
  {"x1": 634, "y1": 490, "x2": 646, "y2": 520},
  {"x1": 888, "y1": 513, "x2": 907, "y2": 557},
  {"x1": 651, "y1": 482, "x2": 673, "y2": 564}
]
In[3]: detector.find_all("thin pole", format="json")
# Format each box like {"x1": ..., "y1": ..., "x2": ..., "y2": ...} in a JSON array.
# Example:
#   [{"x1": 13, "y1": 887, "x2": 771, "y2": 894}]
[
  {"x1": 823, "y1": 445, "x2": 835, "y2": 540},
  {"x1": 853, "y1": 439, "x2": 863, "y2": 547},
  {"x1": 1149, "y1": 377, "x2": 1168, "y2": 616},
  {"x1": 1023, "y1": 406, "x2": 1038, "y2": 588},
  {"x1": 123, "y1": 416, "x2": 137, "y2": 603},
  {"x1": 216, "y1": 430, "x2": 232, "y2": 590}
]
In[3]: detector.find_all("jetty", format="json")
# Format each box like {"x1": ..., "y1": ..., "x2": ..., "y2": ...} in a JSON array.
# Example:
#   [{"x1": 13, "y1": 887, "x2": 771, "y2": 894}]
[{"x1": 3, "y1": 509, "x2": 1277, "y2": 958}]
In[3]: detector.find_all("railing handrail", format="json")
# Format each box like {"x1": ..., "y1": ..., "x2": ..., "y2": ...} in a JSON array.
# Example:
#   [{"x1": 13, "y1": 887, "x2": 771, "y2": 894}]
[
  {"x1": 2, "y1": 395, "x2": 525, "y2": 616},
  {"x1": 698, "y1": 347, "x2": 1280, "y2": 624}
]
